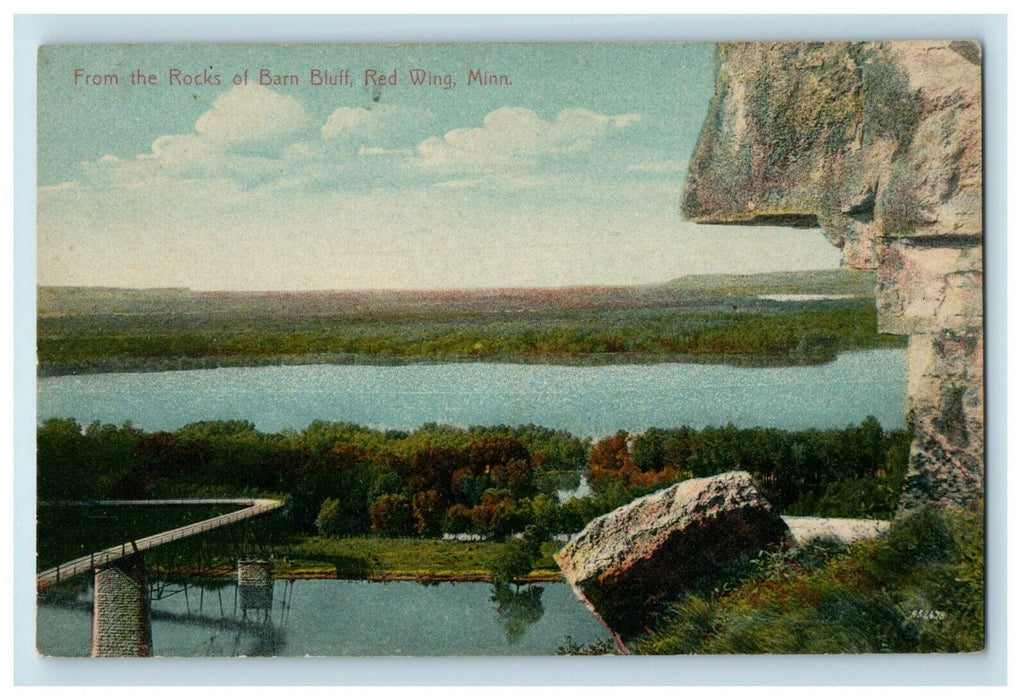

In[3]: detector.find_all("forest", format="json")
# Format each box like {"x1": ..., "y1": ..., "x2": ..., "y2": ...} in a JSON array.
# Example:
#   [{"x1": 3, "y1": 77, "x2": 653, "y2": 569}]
[{"x1": 38, "y1": 416, "x2": 912, "y2": 551}]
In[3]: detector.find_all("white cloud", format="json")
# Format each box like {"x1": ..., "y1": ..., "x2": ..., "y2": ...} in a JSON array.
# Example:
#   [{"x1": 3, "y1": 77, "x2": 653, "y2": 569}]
[
  {"x1": 321, "y1": 106, "x2": 378, "y2": 139},
  {"x1": 63, "y1": 86, "x2": 316, "y2": 191},
  {"x1": 61, "y1": 93, "x2": 643, "y2": 199},
  {"x1": 80, "y1": 132, "x2": 288, "y2": 189},
  {"x1": 143, "y1": 134, "x2": 209, "y2": 164},
  {"x1": 321, "y1": 104, "x2": 430, "y2": 143},
  {"x1": 413, "y1": 106, "x2": 643, "y2": 170},
  {"x1": 194, "y1": 85, "x2": 310, "y2": 145}
]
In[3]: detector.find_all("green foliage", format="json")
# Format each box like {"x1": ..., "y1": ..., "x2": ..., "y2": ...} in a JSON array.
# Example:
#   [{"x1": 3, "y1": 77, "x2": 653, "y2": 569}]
[
  {"x1": 38, "y1": 276, "x2": 899, "y2": 374},
  {"x1": 491, "y1": 539, "x2": 535, "y2": 587},
  {"x1": 37, "y1": 418, "x2": 143, "y2": 500},
  {"x1": 575, "y1": 416, "x2": 911, "y2": 522},
  {"x1": 38, "y1": 414, "x2": 912, "y2": 555},
  {"x1": 369, "y1": 494, "x2": 413, "y2": 536},
  {"x1": 556, "y1": 636, "x2": 620, "y2": 655},
  {"x1": 36, "y1": 502, "x2": 250, "y2": 571},
  {"x1": 315, "y1": 498, "x2": 344, "y2": 537},
  {"x1": 633, "y1": 508, "x2": 984, "y2": 654}
]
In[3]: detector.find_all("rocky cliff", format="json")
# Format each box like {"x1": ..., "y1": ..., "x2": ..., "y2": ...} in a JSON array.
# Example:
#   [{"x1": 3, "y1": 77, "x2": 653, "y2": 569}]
[{"x1": 682, "y1": 41, "x2": 984, "y2": 511}]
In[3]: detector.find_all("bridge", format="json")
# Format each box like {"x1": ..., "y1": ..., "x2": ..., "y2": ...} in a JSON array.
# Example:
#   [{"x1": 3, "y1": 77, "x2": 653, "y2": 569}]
[
  {"x1": 37, "y1": 498, "x2": 284, "y2": 657},
  {"x1": 37, "y1": 498, "x2": 283, "y2": 592}
]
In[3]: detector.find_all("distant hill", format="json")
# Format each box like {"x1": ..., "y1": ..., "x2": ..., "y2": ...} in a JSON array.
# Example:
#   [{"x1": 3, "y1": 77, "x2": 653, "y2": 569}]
[
  {"x1": 656, "y1": 269, "x2": 876, "y2": 296},
  {"x1": 38, "y1": 269, "x2": 875, "y2": 318}
]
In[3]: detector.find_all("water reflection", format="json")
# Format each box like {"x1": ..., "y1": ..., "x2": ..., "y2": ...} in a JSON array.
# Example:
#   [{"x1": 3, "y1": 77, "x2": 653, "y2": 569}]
[
  {"x1": 148, "y1": 577, "x2": 289, "y2": 656},
  {"x1": 491, "y1": 582, "x2": 544, "y2": 644},
  {"x1": 38, "y1": 578, "x2": 612, "y2": 656}
]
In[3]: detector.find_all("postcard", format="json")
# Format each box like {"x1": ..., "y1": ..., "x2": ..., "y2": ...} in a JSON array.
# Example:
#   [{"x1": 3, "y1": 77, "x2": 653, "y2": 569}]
[{"x1": 34, "y1": 40, "x2": 984, "y2": 660}]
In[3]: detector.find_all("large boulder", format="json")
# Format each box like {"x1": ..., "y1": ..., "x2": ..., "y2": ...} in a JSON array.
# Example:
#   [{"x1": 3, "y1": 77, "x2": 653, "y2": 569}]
[{"x1": 555, "y1": 471, "x2": 791, "y2": 642}]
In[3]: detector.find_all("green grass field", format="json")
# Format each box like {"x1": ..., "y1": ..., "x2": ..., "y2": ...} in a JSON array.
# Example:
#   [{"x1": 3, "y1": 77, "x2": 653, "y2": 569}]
[
  {"x1": 271, "y1": 536, "x2": 563, "y2": 581},
  {"x1": 37, "y1": 270, "x2": 904, "y2": 375}
]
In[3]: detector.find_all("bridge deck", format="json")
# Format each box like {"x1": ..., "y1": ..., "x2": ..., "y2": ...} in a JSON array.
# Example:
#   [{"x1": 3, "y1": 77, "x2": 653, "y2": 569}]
[{"x1": 37, "y1": 498, "x2": 284, "y2": 592}]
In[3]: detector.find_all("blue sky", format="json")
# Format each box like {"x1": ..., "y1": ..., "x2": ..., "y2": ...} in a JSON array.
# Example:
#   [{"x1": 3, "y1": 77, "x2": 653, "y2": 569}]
[{"x1": 37, "y1": 43, "x2": 841, "y2": 290}]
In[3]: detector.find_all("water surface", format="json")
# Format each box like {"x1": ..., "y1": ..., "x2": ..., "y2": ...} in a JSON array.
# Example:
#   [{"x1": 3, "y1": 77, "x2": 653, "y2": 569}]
[
  {"x1": 37, "y1": 350, "x2": 907, "y2": 435},
  {"x1": 37, "y1": 579, "x2": 612, "y2": 657}
]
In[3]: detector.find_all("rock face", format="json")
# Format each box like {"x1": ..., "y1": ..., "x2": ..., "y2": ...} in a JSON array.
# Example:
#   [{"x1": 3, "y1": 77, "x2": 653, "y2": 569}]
[
  {"x1": 682, "y1": 41, "x2": 983, "y2": 511},
  {"x1": 555, "y1": 471, "x2": 791, "y2": 640}
]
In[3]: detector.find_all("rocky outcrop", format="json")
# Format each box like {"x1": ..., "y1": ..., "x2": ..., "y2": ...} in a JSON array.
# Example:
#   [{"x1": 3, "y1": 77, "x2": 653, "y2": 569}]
[
  {"x1": 682, "y1": 41, "x2": 984, "y2": 511},
  {"x1": 555, "y1": 471, "x2": 791, "y2": 641}
]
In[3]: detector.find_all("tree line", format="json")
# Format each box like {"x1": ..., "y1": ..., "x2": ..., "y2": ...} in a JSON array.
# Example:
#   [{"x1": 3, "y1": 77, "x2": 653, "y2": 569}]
[{"x1": 37, "y1": 416, "x2": 911, "y2": 545}]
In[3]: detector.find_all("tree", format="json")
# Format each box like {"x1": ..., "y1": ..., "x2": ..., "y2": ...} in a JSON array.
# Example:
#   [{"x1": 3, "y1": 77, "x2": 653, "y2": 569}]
[
  {"x1": 315, "y1": 497, "x2": 345, "y2": 537},
  {"x1": 492, "y1": 458, "x2": 535, "y2": 499},
  {"x1": 444, "y1": 504, "x2": 474, "y2": 534},
  {"x1": 632, "y1": 428, "x2": 666, "y2": 473},
  {"x1": 406, "y1": 446, "x2": 464, "y2": 501},
  {"x1": 412, "y1": 489, "x2": 447, "y2": 536},
  {"x1": 369, "y1": 494, "x2": 413, "y2": 536},
  {"x1": 37, "y1": 418, "x2": 86, "y2": 500},
  {"x1": 529, "y1": 493, "x2": 561, "y2": 537},
  {"x1": 471, "y1": 489, "x2": 526, "y2": 539},
  {"x1": 491, "y1": 538, "x2": 535, "y2": 588},
  {"x1": 587, "y1": 431, "x2": 637, "y2": 490}
]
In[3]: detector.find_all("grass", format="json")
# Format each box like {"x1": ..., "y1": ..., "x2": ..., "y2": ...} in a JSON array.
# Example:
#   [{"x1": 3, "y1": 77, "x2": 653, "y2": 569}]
[
  {"x1": 632, "y1": 507, "x2": 984, "y2": 654},
  {"x1": 36, "y1": 271, "x2": 904, "y2": 376},
  {"x1": 267, "y1": 536, "x2": 564, "y2": 582}
]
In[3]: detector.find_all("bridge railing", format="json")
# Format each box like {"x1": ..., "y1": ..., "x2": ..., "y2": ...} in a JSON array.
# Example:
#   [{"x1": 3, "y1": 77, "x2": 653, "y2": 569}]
[{"x1": 37, "y1": 499, "x2": 284, "y2": 592}]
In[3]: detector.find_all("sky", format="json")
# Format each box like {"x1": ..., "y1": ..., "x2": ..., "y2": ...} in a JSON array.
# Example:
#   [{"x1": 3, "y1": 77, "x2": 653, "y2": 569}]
[{"x1": 36, "y1": 43, "x2": 842, "y2": 291}]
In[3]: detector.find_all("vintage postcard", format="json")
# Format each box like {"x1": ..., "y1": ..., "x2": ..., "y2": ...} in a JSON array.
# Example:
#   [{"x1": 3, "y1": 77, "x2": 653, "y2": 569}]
[{"x1": 35, "y1": 40, "x2": 984, "y2": 659}]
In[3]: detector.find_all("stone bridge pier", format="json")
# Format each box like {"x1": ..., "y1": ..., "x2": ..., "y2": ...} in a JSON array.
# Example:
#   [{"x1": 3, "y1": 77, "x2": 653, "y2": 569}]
[
  {"x1": 91, "y1": 554, "x2": 152, "y2": 657},
  {"x1": 89, "y1": 558, "x2": 276, "y2": 657},
  {"x1": 39, "y1": 498, "x2": 286, "y2": 657}
]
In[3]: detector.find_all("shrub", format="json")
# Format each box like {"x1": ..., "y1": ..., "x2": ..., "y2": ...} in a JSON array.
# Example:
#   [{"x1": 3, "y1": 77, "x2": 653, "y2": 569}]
[
  {"x1": 634, "y1": 507, "x2": 984, "y2": 654},
  {"x1": 315, "y1": 497, "x2": 344, "y2": 537}
]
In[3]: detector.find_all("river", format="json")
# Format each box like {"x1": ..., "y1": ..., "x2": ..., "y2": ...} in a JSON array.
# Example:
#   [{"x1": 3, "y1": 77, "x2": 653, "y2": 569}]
[
  {"x1": 37, "y1": 349, "x2": 907, "y2": 436},
  {"x1": 35, "y1": 349, "x2": 907, "y2": 656},
  {"x1": 37, "y1": 579, "x2": 612, "y2": 657}
]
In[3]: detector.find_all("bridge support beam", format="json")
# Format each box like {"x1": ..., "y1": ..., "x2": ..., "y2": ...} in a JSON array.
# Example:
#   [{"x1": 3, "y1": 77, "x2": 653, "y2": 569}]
[
  {"x1": 237, "y1": 560, "x2": 274, "y2": 623},
  {"x1": 91, "y1": 553, "x2": 152, "y2": 657}
]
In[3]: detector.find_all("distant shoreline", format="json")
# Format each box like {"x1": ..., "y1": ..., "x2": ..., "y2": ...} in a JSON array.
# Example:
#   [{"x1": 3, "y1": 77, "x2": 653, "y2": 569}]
[
  {"x1": 37, "y1": 270, "x2": 899, "y2": 378},
  {"x1": 37, "y1": 350, "x2": 858, "y2": 378},
  {"x1": 152, "y1": 564, "x2": 565, "y2": 584}
]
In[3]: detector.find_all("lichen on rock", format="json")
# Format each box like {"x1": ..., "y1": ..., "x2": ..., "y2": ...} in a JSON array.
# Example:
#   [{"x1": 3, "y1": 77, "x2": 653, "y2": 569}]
[
  {"x1": 681, "y1": 41, "x2": 984, "y2": 512},
  {"x1": 682, "y1": 41, "x2": 982, "y2": 256}
]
